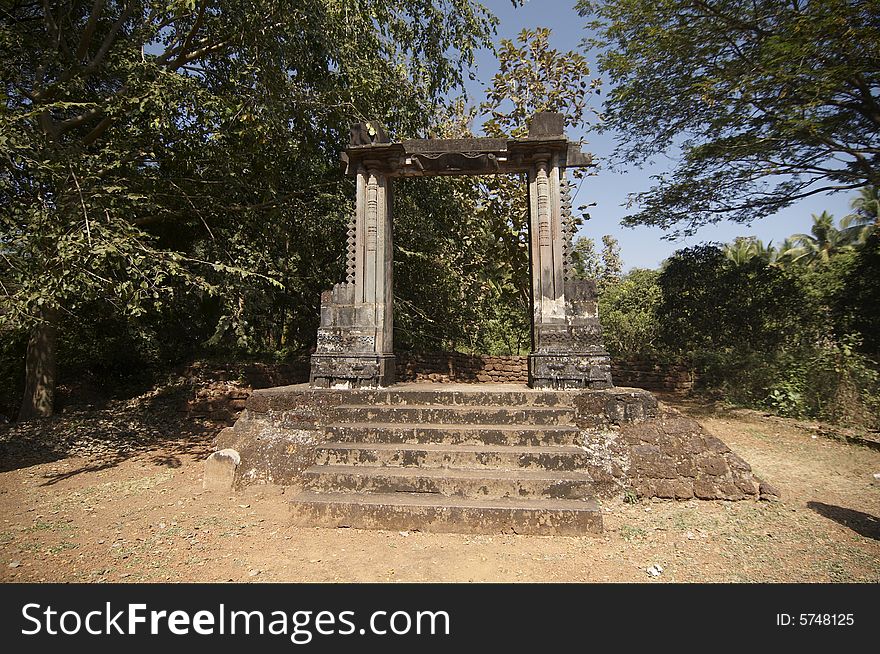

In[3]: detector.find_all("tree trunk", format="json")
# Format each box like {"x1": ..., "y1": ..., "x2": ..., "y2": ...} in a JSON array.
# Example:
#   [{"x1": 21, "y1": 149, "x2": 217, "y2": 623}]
[{"x1": 18, "y1": 311, "x2": 58, "y2": 421}]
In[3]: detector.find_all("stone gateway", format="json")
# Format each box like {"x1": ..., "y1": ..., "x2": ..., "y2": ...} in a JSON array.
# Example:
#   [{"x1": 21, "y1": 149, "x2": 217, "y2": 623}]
[
  {"x1": 310, "y1": 112, "x2": 612, "y2": 390},
  {"x1": 212, "y1": 113, "x2": 778, "y2": 536}
]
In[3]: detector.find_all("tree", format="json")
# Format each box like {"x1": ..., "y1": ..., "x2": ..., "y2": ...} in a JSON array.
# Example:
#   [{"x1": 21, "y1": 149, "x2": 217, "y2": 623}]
[
  {"x1": 600, "y1": 234, "x2": 623, "y2": 284},
  {"x1": 656, "y1": 245, "x2": 816, "y2": 354},
  {"x1": 579, "y1": 0, "x2": 880, "y2": 235},
  {"x1": 422, "y1": 26, "x2": 601, "y2": 353},
  {"x1": 1, "y1": 0, "x2": 496, "y2": 418},
  {"x1": 599, "y1": 267, "x2": 661, "y2": 357},
  {"x1": 482, "y1": 27, "x2": 602, "y2": 139},
  {"x1": 791, "y1": 211, "x2": 858, "y2": 266},
  {"x1": 570, "y1": 236, "x2": 599, "y2": 280},
  {"x1": 834, "y1": 231, "x2": 880, "y2": 355},
  {"x1": 571, "y1": 234, "x2": 623, "y2": 284},
  {"x1": 843, "y1": 185, "x2": 879, "y2": 243},
  {"x1": 722, "y1": 237, "x2": 774, "y2": 266}
]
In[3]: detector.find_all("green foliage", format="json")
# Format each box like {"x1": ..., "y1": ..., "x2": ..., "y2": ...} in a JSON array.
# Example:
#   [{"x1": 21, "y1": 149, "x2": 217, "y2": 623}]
[
  {"x1": 0, "y1": 0, "x2": 499, "y2": 409},
  {"x1": 579, "y1": 0, "x2": 880, "y2": 234},
  {"x1": 652, "y1": 232, "x2": 879, "y2": 428},
  {"x1": 482, "y1": 27, "x2": 601, "y2": 139},
  {"x1": 722, "y1": 237, "x2": 774, "y2": 266},
  {"x1": 598, "y1": 268, "x2": 661, "y2": 358},
  {"x1": 392, "y1": 176, "x2": 531, "y2": 355},
  {"x1": 391, "y1": 25, "x2": 601, "y2": 355},
  {"x1": 657, "y1": 245, "x2": 817, "y2": 354},
  {"x1": 832, "y1": 232, "x2": 880, "y2": 355},
  {"x1": 0, "y1": 330, "x2": 27, "y2": 419},
  {"x1": 571, "y1": 234, "x2": 623, "y2": 286},
  {"x1": 847, "y1": 186, "x2": 880, "y2": 230}
]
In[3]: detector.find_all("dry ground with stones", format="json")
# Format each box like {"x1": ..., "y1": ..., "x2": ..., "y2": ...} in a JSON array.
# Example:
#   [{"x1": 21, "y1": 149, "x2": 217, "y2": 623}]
[{"x1": 0, "y1": 386, "x2": 877, "y2": 583}]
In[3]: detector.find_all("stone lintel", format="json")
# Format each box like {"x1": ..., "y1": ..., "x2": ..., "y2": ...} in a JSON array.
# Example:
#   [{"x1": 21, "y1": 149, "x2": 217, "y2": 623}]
[{"x1": 341, "y1": 135, "x2": 592, "y2": 177}]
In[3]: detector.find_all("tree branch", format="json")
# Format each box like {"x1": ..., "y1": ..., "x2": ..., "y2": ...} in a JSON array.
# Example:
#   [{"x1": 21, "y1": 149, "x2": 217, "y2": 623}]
[
  {"x1": 82, "y1": 116, "x2": 113, "y2": 146},
  {"x1": 171, "y1": 0, "x2": 209, "y2": 69},
  {"x1": 76, "y1": 0, "x2": 106, "y2": 60},
  {"x1": 86, "y1": 1, "x2": 135, "y2": 75}
]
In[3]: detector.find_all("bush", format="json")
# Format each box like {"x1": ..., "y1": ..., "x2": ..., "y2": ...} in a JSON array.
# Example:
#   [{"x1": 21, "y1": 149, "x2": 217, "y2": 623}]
[
  {"x1": 599, "y1": 268, "x2": 662, "y2": 358},
  {"x1": 768, "y1": 335, "x2": 880, "y2": 428}
]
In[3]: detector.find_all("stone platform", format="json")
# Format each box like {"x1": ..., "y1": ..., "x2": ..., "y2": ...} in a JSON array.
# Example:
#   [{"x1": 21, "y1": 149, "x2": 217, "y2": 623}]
[{"x1": 213, "y1": 384, "x2": 775, "y2": 536}]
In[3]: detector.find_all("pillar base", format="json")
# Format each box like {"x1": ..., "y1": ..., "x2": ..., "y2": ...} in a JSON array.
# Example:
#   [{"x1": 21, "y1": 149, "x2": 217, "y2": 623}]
[
  {"x1": 528, "y1": 351, "x2": 613, "y2": 389},
  {"x1": 310, "y1": 354, "x2": 396, "y2": 389}
]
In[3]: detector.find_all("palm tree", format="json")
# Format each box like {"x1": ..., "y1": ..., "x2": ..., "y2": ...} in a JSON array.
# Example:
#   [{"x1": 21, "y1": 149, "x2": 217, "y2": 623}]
[
  {"x1": 849, "y1": 186, "x2": 879, "y2": 224},
  {"x1": 791, "y1": 212, "x2": 855, "y2": 266},
  {"x1": 842, "y1": 186, "x2": 878, "y2": 244},
  {"x1": 723, "y1": 237, "x2": 775, "y2": 266},
  {"x1": 773, "y1": 237, "x2": 806, "y2": 266}
]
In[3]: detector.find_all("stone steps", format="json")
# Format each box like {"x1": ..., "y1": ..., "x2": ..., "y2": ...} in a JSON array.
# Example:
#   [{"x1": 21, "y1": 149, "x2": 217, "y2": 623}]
[
  {"x1": 324, "y1": 423, "x2": 581, "y2": 446},
  {"x1": 314, "y1": 442, "x2": 589, "y2": 470},
  {"x1": 331, "y1": 404, "x2": 574, "y2": 426},
  {"x1": 288, "y1": 388, "x2": 603, "y2": 535},
  {"x1": 331, "y1": 389, "x2": 573, "y2": 408},
  {"x1": 303, "y1": 464, "x2": 594, "y2": 500},
  {"x1": 290, "y1": 492, "x2": 602, "y2": 536}
]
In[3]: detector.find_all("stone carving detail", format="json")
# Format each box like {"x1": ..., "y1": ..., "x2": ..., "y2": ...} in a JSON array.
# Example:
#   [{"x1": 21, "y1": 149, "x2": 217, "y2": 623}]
[
  {"x1": 536, "y1": 324, "x2": 603, "y2": 350},
  {"x1": 410, "y1": 152, "x2": 500, "y2": 174},
  {"x1": 311, "y1": 356, "x2": 379, "y2": 380},
  {"x1": 366, "y1": 173, "x2": 378, "y2": 252},
  {"x1": 318, "y1": 112, "x2": 611, "y2": 390},
  {"x1": 345, "y1": 211, "x2": 357, "y2": 283},
  {"x1": 529, "y1": 353, "x2": 612, "y2": 389},
  {"x1": 350, "y1": 120, "x2": 389, "y2": 146},
  {"x1": 560, "y1": 174, "x2": 576, "y2": 282},
  {"x1": 316, "y1": 330, "x2": 376, "y2": 354},
  {"x1": 536, "y1": 163, "x2": 551, "y2": 247}
]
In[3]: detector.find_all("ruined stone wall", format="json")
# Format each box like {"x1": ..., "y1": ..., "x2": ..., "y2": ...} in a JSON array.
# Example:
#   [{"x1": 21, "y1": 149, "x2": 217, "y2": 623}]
[
  {"x1": 185, "y1": 361, "x2": 309, "y2": 423},
  {"x1": 571, "y1": 391, "x2": 776, "y2": 501},
  {"x1": 396, "y1": 352, "x2": 697, "y2": 394},
  {"x1": 395, "y1": 352, "x2": 528, "y2": 384},
  {"x1": 612, "y1": 360, "x2": 697, "y2": 394}
]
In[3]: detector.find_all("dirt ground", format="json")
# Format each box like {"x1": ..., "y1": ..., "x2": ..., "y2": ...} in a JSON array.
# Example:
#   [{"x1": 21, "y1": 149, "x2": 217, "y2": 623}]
[{"x1": 1, "y1": 391, "x2": 878, "y2": 583}]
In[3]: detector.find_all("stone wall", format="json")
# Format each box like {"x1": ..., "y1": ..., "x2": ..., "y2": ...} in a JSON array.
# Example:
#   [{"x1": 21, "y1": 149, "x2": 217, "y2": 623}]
[
  {"x1": 186, "y1": 355, "x2": 698, "y2": 427},
  {"x1": 215, "y1": 387, "x2": 351, "y2": 487},
  {"x1": 395, "y1": 352, "x2": 697, "y2": 394},
  {"x1": 611, "y1": 359, "x2": 697, "y2": 394},
  {"x1": 396, "y1": 352, "x2": 528, "y2": 384},
  {"x1": 185, "y1": 360, "x2": 309, "y2": 424},
  {"x1": 571, "y1": 390, "x2": 776, "y2": 501}
]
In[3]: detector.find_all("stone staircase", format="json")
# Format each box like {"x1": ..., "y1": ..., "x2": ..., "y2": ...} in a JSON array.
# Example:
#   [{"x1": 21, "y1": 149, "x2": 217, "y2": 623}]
[{"x1": 289, "y1": 389, "x2": 603, "y2": 535}]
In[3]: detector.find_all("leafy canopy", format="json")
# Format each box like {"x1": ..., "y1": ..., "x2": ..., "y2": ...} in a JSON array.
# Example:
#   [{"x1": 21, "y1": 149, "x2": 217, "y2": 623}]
[
  {"x1": 0, "y1": 0, "x2": 496, "y2": 334},
  {"x1": 579, "y1": 0, "x2": 880, "y2": 235}
]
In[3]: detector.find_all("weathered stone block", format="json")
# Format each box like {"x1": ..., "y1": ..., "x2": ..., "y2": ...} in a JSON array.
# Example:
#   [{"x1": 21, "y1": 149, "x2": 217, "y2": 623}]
[
  {"x1": 693, "y1": 478, "x2": 722, "y2": 500},
  {"x1": 696, "y1": 455, "x2": 730, "y2": 477},
  {"x1": 759, "y1": 480, "x2": 782, "y2": 500},
  {"x1": 203, "y1": 448, "x2": 240, "y2": 492},
  {"x1": 734, "y1": 475, "x2": 760, "y2": 495},
  {"x1": 653, "y1": 479, "x2": 694, "y2": 500},
  {"x1": 727, "y1": 452, "x2": 753, "y2": 472},
  {"x1": 528, "y1": 111, "x2": 565, "y2": 137},
  {"x1": 675, "y1": 458, "x2": 696, "y2": 477},
  {"x1": 705, "y1": 435, "x2": 732, "y2": 454}
]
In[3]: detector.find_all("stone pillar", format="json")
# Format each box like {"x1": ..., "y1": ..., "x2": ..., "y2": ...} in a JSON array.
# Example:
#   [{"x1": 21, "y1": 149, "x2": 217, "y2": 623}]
[
  {"x1": 528, "y1": 163, "x2": 613, "y2": 389},
  {"x1": 529, "y1": 153, "x2": 565, "y2": 326},
  {"x1": 310, "y1": 165, "x2": 395, "y2": 388}
]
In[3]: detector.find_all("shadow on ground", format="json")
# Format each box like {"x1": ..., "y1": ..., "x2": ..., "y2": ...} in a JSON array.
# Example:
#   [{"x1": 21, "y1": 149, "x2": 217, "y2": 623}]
[
  {"x1": 0, "y1": 386, "x2": 220, "y2": 481},
  {"x1": 807, "y1": 501, "x2": 880, "y2": 541}
]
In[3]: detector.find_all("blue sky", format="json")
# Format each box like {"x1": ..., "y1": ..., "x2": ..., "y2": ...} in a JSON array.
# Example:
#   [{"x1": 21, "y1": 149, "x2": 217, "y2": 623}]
[{"x1": 463, "y1": 0, "x2": 855, "y2": 270}]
